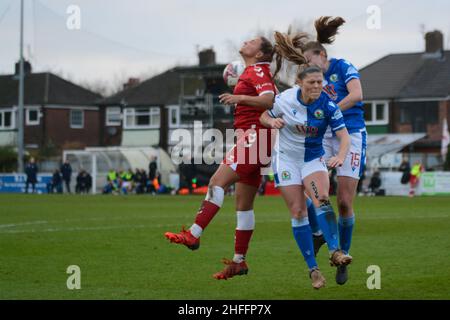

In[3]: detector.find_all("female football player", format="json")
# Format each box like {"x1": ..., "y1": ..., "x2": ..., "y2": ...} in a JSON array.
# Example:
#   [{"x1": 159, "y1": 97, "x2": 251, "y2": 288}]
[
  {"x1": 301, "y1": 17, "x2": 366, "y2": 285},
  {"x1": 260, "y1": 32, "x2": 351, "y2": 289},
  {"x1": 165, "y1": 37, "x2": 278, "y2": 280}
]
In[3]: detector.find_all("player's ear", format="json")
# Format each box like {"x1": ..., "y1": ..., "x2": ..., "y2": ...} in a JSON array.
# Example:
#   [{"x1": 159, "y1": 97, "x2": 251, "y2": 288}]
[{"x1": 255, "y1": 51, "x2": 263, "y2": 60}]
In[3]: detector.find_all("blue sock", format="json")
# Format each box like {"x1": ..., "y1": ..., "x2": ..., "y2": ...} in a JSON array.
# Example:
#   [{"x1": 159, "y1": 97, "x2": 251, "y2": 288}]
[
  {"x1": 315, "y1": 204, "x2": 339, "y2": 252},
  {"x1": 292, "y1": 217, "x2": 317, "y2": 270},
  {"x1": 339, "y1": 215, "x2": 355, "y2": 254},
  {"x1": 306, "y1": 197, "x2": 321, "y2": 235}
]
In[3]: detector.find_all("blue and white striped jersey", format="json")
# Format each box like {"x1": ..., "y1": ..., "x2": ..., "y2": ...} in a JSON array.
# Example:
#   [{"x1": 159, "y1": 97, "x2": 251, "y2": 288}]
[{"x1": 268, "y1": 87, "x2": 346, "y2": 162}]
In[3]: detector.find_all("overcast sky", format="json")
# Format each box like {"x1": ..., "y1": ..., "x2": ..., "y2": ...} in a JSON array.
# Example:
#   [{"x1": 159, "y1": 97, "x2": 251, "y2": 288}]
[{"x1": 1, "y1": 0, "x2": 449, "y2": 92}]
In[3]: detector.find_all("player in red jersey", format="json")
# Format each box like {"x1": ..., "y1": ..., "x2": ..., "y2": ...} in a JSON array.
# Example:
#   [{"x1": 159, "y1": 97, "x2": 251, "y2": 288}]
[{"x1": 165, "y1": 37, "x2": 278, "y2": 280}]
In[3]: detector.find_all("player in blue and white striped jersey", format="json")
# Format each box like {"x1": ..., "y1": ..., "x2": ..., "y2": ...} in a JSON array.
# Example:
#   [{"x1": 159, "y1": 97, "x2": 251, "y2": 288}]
[
  {"x1": 260, "y1": 61, "x2": 351, "y2": 289},
  {"x1": 302, "y1": 17, "x2": 366, "y2": 285}
]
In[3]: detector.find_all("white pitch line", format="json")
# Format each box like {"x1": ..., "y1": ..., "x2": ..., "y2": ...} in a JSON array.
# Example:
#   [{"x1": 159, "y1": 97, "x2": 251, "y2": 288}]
[
  {"x1": 0, "y1": 215, "x2": 194, "y2": 229},
  {"x1": 0, "y1": 213, "x2": 448, "y2": 234},
  {"x1": 0, "y1": 223, "x2": 195, "y2": 234},
  {"x1": 0, "y1": 220, "x2": 48, "y2": 229}
]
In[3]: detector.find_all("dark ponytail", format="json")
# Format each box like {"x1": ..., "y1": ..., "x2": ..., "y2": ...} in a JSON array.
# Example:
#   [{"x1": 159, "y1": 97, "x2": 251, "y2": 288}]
[
  {"x1": 303, "y1": 16, "x2": 346, "y2": 57},
  {"x1": 315, "y1": 16, "x2": 346, "y2": 44}
]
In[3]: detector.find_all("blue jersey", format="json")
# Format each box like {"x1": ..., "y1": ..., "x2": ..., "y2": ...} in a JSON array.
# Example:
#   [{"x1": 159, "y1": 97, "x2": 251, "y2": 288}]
[
  {"x1": 268, "y1": 87, "x2": 346, "y2": 162},
  {"x1": 323, "y1": 58, "x2": 365, "y2": 133}
]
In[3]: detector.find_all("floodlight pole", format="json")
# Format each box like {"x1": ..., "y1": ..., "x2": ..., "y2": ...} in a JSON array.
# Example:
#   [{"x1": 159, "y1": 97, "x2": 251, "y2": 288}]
[{"x1": 17, "y1": 0, "x2": 25, "y2": 172}]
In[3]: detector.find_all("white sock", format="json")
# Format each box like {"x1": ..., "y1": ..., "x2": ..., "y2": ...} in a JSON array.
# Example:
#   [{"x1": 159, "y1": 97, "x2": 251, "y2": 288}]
[
  {"x1": 233, "y1": 254, "x2": 245, "y2": 263},
  {"x1": 189, "y1": 223, "x2": 203, "y2": 238}
]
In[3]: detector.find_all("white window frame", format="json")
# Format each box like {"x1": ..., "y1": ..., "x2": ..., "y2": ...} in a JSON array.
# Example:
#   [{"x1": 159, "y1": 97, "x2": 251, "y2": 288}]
[
  {"x1": 167, "y1": 105, "x2": 180, "y2": 128},
  {"x1": 0, "y1": 108, "x2": 16, "y2": 130},
  {"x1": 26, "y1": 106, "x2": 41, "y2": 126},
  {"x1": 364, "y1": 100, "x2": 389, "y2": 125},
  {"x1": 123, "y1": 107, "x2": 160, "y2": 129},
  {"x1": 70, "y1": 109, "x2": 84, "y2": 129},
  {"x1": 106, "y1": 106, "x2": 122, "y2": 126}
]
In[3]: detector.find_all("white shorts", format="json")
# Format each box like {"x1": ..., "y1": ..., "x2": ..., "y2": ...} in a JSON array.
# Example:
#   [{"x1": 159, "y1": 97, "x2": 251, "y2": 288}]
[
  {"x1": 272, "y1": 156, "x2": 328, "y2": 187},
  {"x1": 323, "y1": 129, "x2": 367, "y2": 179}
]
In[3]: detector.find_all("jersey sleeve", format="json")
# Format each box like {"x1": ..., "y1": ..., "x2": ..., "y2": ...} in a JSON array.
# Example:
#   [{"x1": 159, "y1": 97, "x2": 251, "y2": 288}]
[
  {"x1": 327, "y1": 101, "x2": 346, "y2": 132},
  {"x1": 339, "y1": 60, "x2": 360, "y2": 85},
  {"x1": 267, "y1": 93, "x2": 286, "y2": 118},
  {"x1": 249, "y1": 67, "x2": 276, "y2": 96}
]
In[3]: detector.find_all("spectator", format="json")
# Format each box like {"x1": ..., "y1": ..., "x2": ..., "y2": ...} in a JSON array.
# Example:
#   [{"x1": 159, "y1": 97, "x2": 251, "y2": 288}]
[
  {"x1": 76, "y1": 170, "x2": 91, "y2": 194},
  {"x1": 104, "y1": 169, "x2": 119, "y2": 194},
  {"x1": 60, "y1": 160, "x2": 73, "y2": 193},
  {"x1": 120, "y1": 169, "x2": 134, "y2": 194},
  {"x1": 134, "y1": 169, "x2": 143, "y2": 194},
  {"x1": 179, "y1": 160, "x2": 197, "y2": 195},
  {"x1": 47, "y1": 169, "x2": 63, "y2": 194},
  {"x1": 85, "y1": 171, "x2": 92, "y2": 193},
  {"x1": 368, "y1": 170, "x2": 382, "y2": 195},
  {"x1": 409, "y1": 161, "x2": 424, "y2": 197},
  {"x1": 25, "y1": 157, "x2": 38, "y2": 193},
  {"x1": 135, "y1": 169, "x2": 148, "y2": 194},
  {"x1": 399, "y1": 159, "x2": 411, "y2": 185},
  {"x1": 149, "y1": 156, "x2": 157, "y2": 178}
]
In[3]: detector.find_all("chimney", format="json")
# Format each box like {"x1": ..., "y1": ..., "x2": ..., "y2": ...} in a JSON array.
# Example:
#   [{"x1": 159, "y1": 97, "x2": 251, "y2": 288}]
[
  {"x1": 425, "y1": 30, "x2": 443, "y2": 54},
  {"x1": 123, "y1": 77, "x2": 140, "y2": 90},
  {"x1": 198, "y1": 48, "x2": 216, "y2": 67},
  {"x1": 14, "y1": 60, "x2": 32, "y2": 76}
]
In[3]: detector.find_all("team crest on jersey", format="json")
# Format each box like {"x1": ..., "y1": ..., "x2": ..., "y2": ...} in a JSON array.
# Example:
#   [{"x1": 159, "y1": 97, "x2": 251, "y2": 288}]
[
  {"x1": 292, "y1": 109, "x2": 297, "y2": 116},
  {"x1": 281, "y1": 171, "x2": 291, "y2": 181},
  {"x1": 330, "y1": 73, "x2": 339, "y2": 82},
  {"x1": 314, "y1": 109, "x2": 324, "y2": 119}
]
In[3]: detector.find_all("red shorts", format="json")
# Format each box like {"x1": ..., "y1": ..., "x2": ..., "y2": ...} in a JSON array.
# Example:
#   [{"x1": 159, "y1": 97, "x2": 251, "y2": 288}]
[{"x1": 222, "y1": 128, "x2": 275, "y2": 188}]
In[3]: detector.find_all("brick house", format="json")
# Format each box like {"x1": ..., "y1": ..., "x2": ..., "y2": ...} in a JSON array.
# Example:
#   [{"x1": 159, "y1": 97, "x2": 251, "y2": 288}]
[
  {"x1": 99, "y1": 49, "x2": 232, "y2": 153},
  {"x1": 360, "y1": 30, "x2": 450, "y2": 168},
  {"x1": 0, "y1": 62, "x2": 102, "y2": 156}
]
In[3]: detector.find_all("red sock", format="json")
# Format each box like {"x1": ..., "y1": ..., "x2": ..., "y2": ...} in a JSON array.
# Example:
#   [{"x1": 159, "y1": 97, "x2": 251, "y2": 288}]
[
  {"x1": 194, "y1": 200, "x2": 220, "y2": 230},
  {"x1": 234, "y1": 230, "x2": 254, "y2": 255}
]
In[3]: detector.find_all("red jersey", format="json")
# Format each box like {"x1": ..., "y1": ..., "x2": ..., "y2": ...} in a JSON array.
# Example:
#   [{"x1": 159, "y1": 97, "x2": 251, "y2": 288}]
[{"x1": 233, "y1": 62, "x2": 276, "y2": 130}]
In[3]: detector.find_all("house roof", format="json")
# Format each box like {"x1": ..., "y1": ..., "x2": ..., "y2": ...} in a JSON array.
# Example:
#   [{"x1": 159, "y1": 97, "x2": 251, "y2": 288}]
[
  {"x1": 359, "y1": 51, "x2": 450, "y2": 100},
  {"x1": 0, "y1": 72, "x2": 102, "y2": 106},
  {"x1": 101, "y1": 63, "x2": 292, "y2": 106},
  {"x1": 101, "y1": 65, "x2": 226, "y2": 106}
]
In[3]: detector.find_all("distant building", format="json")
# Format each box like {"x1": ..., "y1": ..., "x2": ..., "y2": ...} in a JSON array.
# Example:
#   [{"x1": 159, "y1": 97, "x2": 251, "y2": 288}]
[
  {"x1": 0, "y1": 61, "x2": 102, "y2": 153},
  {"x1": 360, "y1": 30, "x2": 450, "y2": 169},
  {"x1": 99, "y1": 48, "x2": 232, "y2": 154}
]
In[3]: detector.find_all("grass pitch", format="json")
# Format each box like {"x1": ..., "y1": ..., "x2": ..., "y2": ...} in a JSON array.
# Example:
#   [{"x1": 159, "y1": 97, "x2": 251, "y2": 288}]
[{"x1": 0, "y1": 194, "x2": 449, "y2": 300}]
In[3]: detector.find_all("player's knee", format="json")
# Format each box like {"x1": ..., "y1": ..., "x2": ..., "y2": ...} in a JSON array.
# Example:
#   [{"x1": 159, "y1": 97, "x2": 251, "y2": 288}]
[
  {"x1": 337, "y1": 198, "x2": 353, "y2": 214},
  {"x1": 289, "y1": 204, "x2": 306, "y2": 219},
  {"x1": 318, "y1": 195, "x2": 331, "y2": 207},
  {"x1": 205, "y1": 185, "x2": 225, "y2": 207}
]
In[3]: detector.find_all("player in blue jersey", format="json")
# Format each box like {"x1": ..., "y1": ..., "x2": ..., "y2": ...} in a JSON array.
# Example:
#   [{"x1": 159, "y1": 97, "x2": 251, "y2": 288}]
[
  {"x1": 260, "y1": 33, "x2": 351, "y2": 289},
  {"x1": 301, "y1": 17, "x2": 366, "y2": 285}
]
